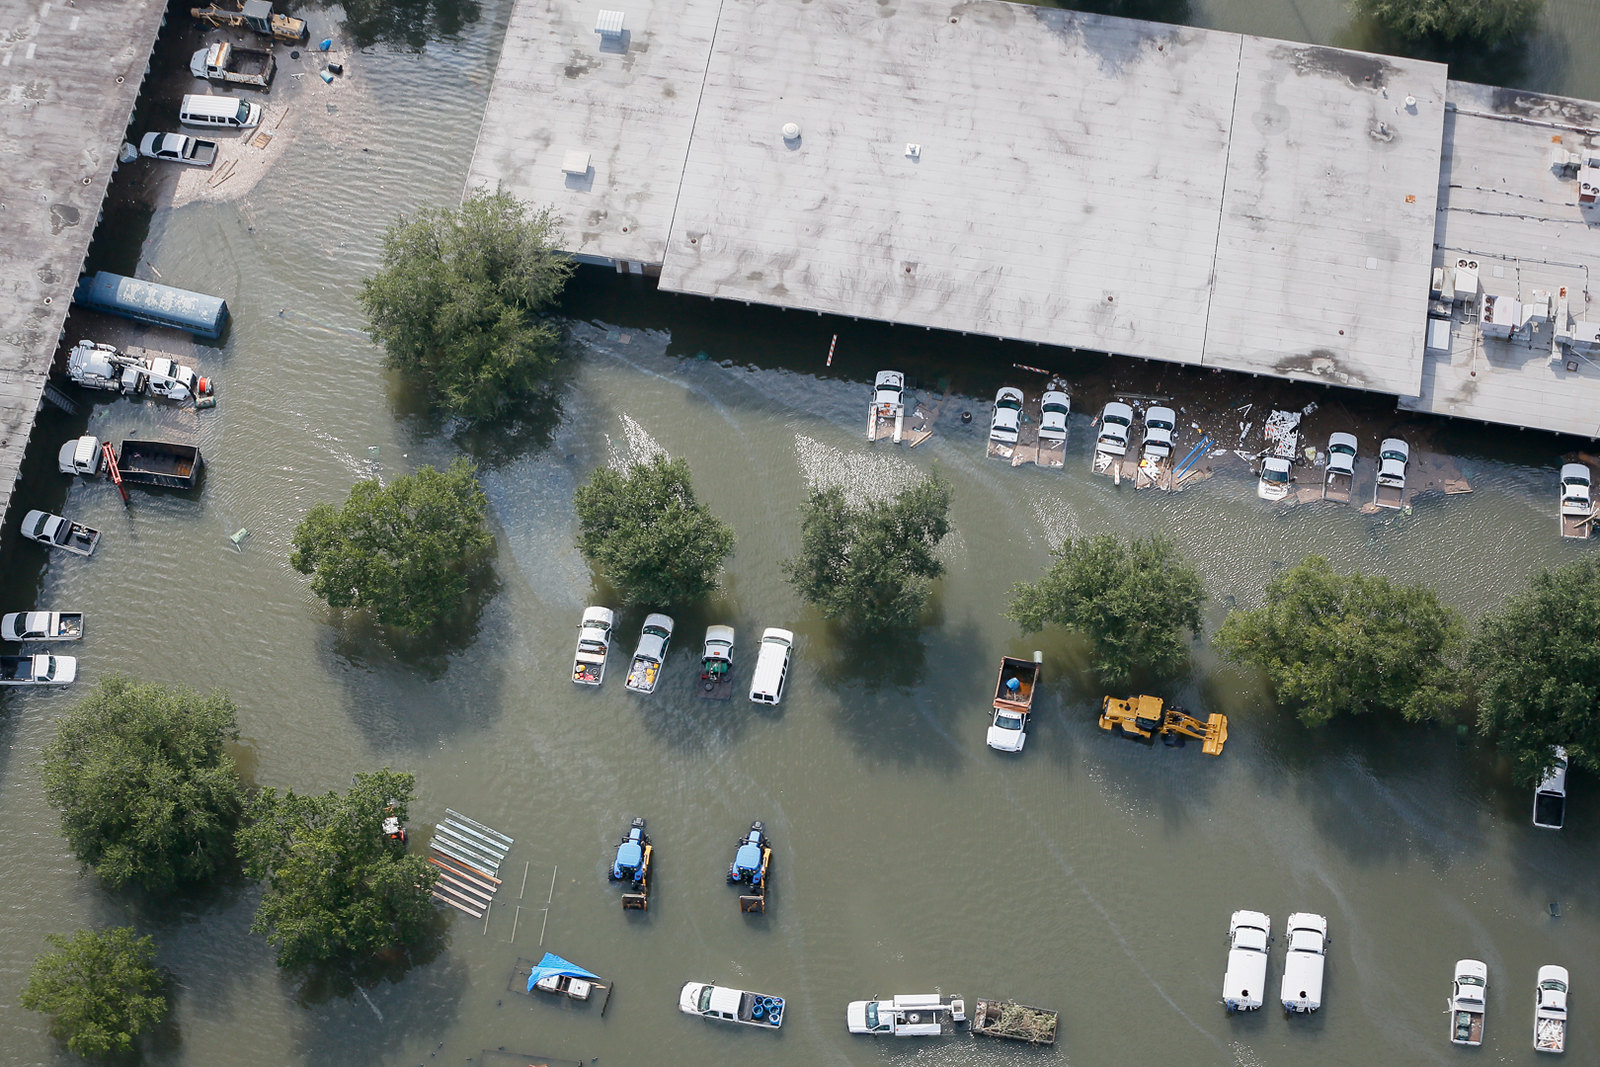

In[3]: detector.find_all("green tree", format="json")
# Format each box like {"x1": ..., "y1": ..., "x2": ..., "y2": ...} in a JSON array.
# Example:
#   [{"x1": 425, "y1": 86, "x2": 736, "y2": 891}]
[
  {"x1": 1215, "y1": 555, "x2": 1465, "y2": 728},
  {"x1": 782, "y1": 473, "x2": 952, "y2": 629},
  {"x1": 40, "y1": 675, "x2": 243, "y2": 893},
  {"x1": 291, "y1": 458, "x2": 496, "y2": 633},
  {"x1": 1351, "y1": 0, "x2": 1541, "y2": 43},
  {"x1": 360, "y1": 188, "x2": 573, "y2": 421},
  {"x1": 22, "y1": 926, "x2": 167, "y2": 1057},
  {"x1": 574, "y1": 455, "x2": 735, "y2": 605},
  {"x1": 1008, "y1": 534, "x2": 1204, "y2": 688},
  {"x1": 1472, "y1": 556, "x2": 1600, "y2": 784},
  {"x1": 237, "y1": 769, "x2": 437, "y2": 969}
]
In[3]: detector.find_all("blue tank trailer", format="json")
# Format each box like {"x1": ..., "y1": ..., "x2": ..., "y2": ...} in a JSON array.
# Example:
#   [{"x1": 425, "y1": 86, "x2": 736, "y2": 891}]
[
  {"x1": 609, "y1": 816, "x2": 651, "y2": 910},
  {"x1": 728, "y1": 820, "x2": 772, "y2": 914}
]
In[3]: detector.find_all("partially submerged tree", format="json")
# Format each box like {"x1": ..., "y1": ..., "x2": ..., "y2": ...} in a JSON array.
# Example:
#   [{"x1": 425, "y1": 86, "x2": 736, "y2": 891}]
[
  {"x1": 783, "y1": 473, "x2": 952, "y2": 629},
  {"x1": 360, "y1": 188, "x2": 572, "y2": 421},
  {"x1": 1215, "y1": 555, "x2": 1465, "y2": 728},
  {"x1": 574, "y1": 455, "x2": 735, "y2": 605},
  {"x1": 291, "y1": 458, "x2": 496, "y2": 633},
  {"x1": 22, "y1": 926, "x2": 167, "y2": 1058},
  {"x1": 237, "y1": 769, "x2": 437, "y2": 969},
  {"x1": 1351, "y1": 0, "x2": 1541, "y2": 43},
  {"x1": 40, "y1": 675, "x2": 244, "y2": 893},
  {"x1": 1007, "y1": 534, "x2": 1204, "y2": 687},
  {"x1": 1472, "y1": 556, "x2": 1600, "y2": 784}
]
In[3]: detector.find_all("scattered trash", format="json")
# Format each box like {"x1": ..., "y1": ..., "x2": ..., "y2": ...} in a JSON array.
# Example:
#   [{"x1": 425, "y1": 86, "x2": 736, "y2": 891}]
[
  {"x1": 1012, "y1": 362, "x2": 1050, "y2": 375},
  {"x1": 1239, "y1": 421, "x2": 1252, "y2": 441},
  {"x1": 229, "y1": 528, "x2": 249, "y2": 550},
  {"x1": 1303, "y1": 445, "x2": 1317, "y2": 462},
  {"x1": 327, "y1": 62, "x2": 343, "y2": 75},
  {"x1": 1190, "y1": 422, "x2": 1200, "y2": 432},
  {"x1": 319, "y1": 37, "x2": 332, "y2": 51},
  {"x1": 1301, "y1": 402, "x2": 1319, "y2": 415},
  {"x1": 1235, "y1": 402, "x2": 1253, "y2": 415},
  {"x1": 319, "y1": 69, "x2": 334, "y2": 83},
  {"x1": 1263, "y1": 410, "x2": 1302, "y2": 458},
  {"x1": 119, "y1": 142, "x2": 139, "y2": 163}
]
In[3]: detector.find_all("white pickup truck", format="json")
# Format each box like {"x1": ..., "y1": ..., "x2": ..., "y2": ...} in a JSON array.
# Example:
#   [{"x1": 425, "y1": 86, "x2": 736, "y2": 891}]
[
  {"x1": 1534, "y1": 965, "x2": 1569, "y2": 1053},
  {"x1": 1222, "y1": 910, "x2": 1271, "y2": 1012},
  {"x1": 1, "y1": 612, "x2": 84, "y2": 642},
  {"x1": 624, "y1": 613, "x2": 673, "y2": 694},
  {"x1": 679, "y1": 982, "x2": 784, "y2": 1028},
  {"x1": 1323, "y1": 432, "x2": 1358, "y2": 502},
  {"x1": 21, "y1": 511, "x2": 100, "y2": 556},
  {"x1": 0, "y1": 654, "x2": 77, "y2": 686},
  {"x1": 846, "y1": 994, "x2": 965, "y2": 1036},
  {"x1": 571, "y1": 606, "x2": 614, "y2": 686},
  {"x1": 1279, "y1": 913, "x2": 1327, "y2": 1013},
  {"x1": 1374, "y1": 437, "x2": 1409, "y2": 509},
  {"x1": 139, "y1": 132, "x2": 218, "y2": 167},
  {"x1": 1449, "y1": 958, "x2": 1488, "y2": 1046}
]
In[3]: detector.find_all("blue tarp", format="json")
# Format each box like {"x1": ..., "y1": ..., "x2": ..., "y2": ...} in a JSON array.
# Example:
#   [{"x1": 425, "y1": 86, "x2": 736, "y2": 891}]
[{"x1": 526, "y1": 952, "x2": 602, "y2": 993}]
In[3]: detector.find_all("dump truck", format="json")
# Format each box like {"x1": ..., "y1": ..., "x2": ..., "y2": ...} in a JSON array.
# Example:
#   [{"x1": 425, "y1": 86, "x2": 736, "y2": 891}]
[
  {"x1": 1099, "y1": 694, "x2": 1228, "y2": 755},
  {"x1": 60, "y1": 436, "x2": 204, "y2": 490},
  {"x1": 986, "y1": 653, "x2": 1042, "y2": 753},
  {"x1": 191, "y1": 0, "x2": 308, "y2": 42},
  {"x1": 969, "y1": 999, "x2": 1058, "y2": 1044},
  {"x1": 190, "y1": 42, "x2": 275, "y2": 87}
]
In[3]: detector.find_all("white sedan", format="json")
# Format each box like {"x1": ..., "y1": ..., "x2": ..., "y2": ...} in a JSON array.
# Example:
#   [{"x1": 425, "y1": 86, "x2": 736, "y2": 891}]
[
  {"x1": 989, "y1": 387, "x2": 1024, "y2": 444},
  {"x1": 1038, "y1": 389, "x2": 1070, "y2": 441}
]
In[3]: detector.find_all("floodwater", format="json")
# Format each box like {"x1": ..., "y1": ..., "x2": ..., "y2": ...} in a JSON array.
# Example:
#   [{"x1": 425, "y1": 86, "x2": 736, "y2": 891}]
[{"x1": 3, "y1": 1, "x2": 1600, "y2": 1065}]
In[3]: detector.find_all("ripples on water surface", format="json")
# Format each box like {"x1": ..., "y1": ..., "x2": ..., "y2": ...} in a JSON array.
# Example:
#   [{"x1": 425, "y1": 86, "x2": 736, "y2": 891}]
[{"x1": 3, "y1": 0, "x2": 1600, "y2": 1064}]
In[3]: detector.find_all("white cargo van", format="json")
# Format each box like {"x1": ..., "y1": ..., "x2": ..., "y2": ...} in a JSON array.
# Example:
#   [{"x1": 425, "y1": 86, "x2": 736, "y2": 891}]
[
  {"x1": 749, "y1": 628, "x2": 794, "y2": 705},
  {"x1": 179, "y1": 94, "x2": 263, "y2": 130}
]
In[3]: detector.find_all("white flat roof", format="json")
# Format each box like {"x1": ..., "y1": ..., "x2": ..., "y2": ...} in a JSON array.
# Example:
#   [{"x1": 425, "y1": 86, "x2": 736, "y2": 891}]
[
  {"x1": 658, "y1": 1, "x2": 1447, "y2": 397},
  {"x1": 471, "y1": 0, "x2": 1468, "y2": 403},
  {"x1": 1401, "y1": 81, "x2": 1600, "y2": 438},
  {"x1": 464, "y1": 0, "x2": 720, "y2": 265}
]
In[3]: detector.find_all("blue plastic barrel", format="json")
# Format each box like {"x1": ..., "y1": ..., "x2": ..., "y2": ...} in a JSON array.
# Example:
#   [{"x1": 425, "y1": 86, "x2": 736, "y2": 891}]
[{"x1": 752, "y1": 1003, "x2": 764, "y2": 1018}]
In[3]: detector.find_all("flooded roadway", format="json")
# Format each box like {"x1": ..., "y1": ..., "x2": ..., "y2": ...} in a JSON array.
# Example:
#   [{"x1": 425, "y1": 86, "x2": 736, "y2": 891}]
[{"x1": 2, "y1": 1, "x2": 1600, "y2": 1065}]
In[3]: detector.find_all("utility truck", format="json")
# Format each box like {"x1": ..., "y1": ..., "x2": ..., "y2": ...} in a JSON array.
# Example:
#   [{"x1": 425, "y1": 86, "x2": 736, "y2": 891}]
[
  {"x1": 1279, "y1": 913, "x2": 1328, "y2": 1013},
  {"x1": 65, "y1": 341, "x2": 212, "y2": 402},
  {"x1": 986, "y1": 653, "x2": 1042, "y2": 753},
  {"x1": 190, "y1": 42, "x2": 275, "y2": 87},
  {"x1": 1223, "y1": 910, "x2": 1271, "y2": 1012},
  {"x1": 846, "y1": 994, "x2": 965, "y2": 1036}
]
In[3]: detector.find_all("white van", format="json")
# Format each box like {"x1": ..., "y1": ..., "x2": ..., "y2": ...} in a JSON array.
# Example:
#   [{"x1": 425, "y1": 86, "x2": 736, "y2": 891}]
[
  {"x1": 179, "y1": 93, "x2": 263, "y2": 130},
  {"x1": 748, "y1": 628, "x2": 794, "y2": 705}
]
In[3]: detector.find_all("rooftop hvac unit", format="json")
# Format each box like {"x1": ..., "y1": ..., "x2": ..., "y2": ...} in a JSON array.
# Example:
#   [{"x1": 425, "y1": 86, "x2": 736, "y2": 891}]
[
  {"x1": 1528, "y1": 290, "x2": 1553, "y2": 324},
  {"x1": 1569, "y1": 321, "x2": 1600, "y2": 353},
  {"x1": 1581, "y1": 165, "x2": 1600, "y2": 203},
  {"x1": 594, "y1": 9, "x2": 625, "y2": 39},
  {"x1": 1552, "y1": 146, "x2": 1582, "y2": 176},
  {"x1": 1453, "y1": 260, "x2": 1479, "y2": 303},
  {"x1": 1481, "y1": 293, "x2": 1519, "y2": 338}
]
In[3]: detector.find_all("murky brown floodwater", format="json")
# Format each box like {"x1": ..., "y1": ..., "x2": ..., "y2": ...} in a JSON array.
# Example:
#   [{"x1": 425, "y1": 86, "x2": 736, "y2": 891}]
[{"x1": 3, "y1": 2, "x2": 1600, "y2": 1065}]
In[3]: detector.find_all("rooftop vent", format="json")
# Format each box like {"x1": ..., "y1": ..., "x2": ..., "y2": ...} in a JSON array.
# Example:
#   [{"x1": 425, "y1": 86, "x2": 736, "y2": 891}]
[
  {"x1": 562, "y1": 150, "x2": 592, "y2": 175},
  {"x1": 595, "y1": 10, "x2": 625, "y2": 39},
  {"x1": 782, "y1": 122, "x2": 801, "y2": 142}
]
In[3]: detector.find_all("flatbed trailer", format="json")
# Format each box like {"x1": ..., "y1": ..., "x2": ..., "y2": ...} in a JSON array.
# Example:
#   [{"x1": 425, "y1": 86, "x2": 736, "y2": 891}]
[
  {"x1": 969, "y1": 999, "x2": 1058, "y2": 1044},
  {"x1": 118, "y1": 440, "x2": 203, "y2": 490}
]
